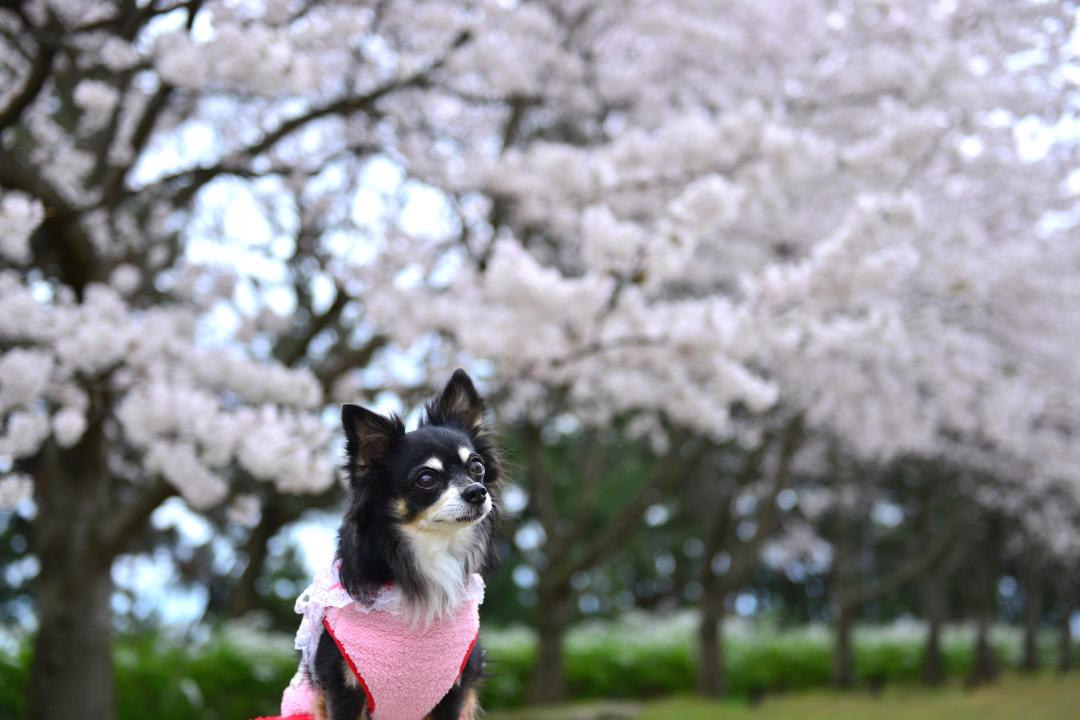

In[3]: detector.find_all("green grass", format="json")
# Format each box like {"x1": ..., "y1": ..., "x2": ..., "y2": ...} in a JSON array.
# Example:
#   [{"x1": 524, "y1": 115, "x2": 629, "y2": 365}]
[
  {"x1": 637, "y1": 674, "x2": 1080, "y2": 720},
  {"x1": 488, "y1": 674, "x2": 1080, "y2": 720}
]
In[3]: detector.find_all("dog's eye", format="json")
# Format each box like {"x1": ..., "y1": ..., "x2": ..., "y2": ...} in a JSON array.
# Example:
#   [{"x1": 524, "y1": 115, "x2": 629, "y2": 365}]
[
  {"x1": 468, "y1": 458, "x2": 485, "y2": 480},
  {"x1": 416, "y1": 471, "x2": 437, "y2": 489}
]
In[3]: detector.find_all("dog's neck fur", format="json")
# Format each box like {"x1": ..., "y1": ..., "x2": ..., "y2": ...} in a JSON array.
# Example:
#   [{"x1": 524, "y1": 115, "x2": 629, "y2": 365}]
[{"x1": 399, "y1": 524, "x2": 487, "y2": 626}]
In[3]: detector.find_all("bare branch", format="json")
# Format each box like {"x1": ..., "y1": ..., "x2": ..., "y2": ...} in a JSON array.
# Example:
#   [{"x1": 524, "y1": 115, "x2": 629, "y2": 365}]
[
  {"x1": 544, "y1": 438, "x2": 709, "y2": 591},
  {"x1": 102, "y1": 84, "x2": 174, "y2": 203},
  {"x1": 701, "y1": 438, "x2": 770, "y2": 562},
  {"x1": 313, "y1": 333, "x2": 388, "y2": 391},
  {"x1": 0, "y1": 35, "x2": 57, "y2": 135},
  {"x1": 0, "y1": 150, "x2": 100, "y2": 292},
  {"x1": 723, "y1": 418, "x2": 802, "y2": 591},
  {"x1": 848, "y1": 508, "x2": 970, "y2": 609},
  {"x1": 97, "y1": 479, "x2": 178, "y2": 560},
  {"x1": 273, "y1": 284, "x2": 350, "y2": 366}
]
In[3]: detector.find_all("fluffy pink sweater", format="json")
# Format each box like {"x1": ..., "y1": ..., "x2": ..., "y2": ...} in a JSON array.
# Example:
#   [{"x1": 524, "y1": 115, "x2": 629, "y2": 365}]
[{"x1": 255, "y1": 565, "x2": 483, "y2": 720}]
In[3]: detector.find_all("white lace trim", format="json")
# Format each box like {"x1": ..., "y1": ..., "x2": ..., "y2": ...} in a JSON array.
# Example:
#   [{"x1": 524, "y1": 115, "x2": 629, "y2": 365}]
[{"x1": 292, "y1": 562, "x2": 485, "y2": 670}]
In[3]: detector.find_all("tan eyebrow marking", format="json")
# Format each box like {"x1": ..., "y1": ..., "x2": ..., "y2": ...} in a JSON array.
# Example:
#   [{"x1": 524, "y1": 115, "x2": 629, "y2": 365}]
[
  {"x1": 459, "y1": 446, "x2": 472, "y2": 463},
  {"x1": 424, "y1": 456, "x2": 443, "y2": 471}
]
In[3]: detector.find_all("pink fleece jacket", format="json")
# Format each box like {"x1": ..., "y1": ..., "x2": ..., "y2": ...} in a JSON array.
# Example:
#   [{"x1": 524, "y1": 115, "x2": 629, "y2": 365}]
[{"x1": 256, "y1": 564, "x2": 483, "y2": 720}]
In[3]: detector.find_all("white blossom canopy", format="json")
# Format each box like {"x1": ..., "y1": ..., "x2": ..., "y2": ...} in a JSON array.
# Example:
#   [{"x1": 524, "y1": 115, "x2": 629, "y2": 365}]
[{"x1": 1, "y1": 0, "x2": 1077, "y2": 512}]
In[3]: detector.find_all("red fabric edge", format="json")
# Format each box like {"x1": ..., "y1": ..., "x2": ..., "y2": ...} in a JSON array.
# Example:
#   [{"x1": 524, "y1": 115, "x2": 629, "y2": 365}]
[
  {"x1": 322, "y1": 616, "x2": 377, "y2": 714},
  {"x1": 252, "y1": 715, "x2": 313, "y2": 720},
  {"x1": 458, "y1": 631, "x2": 479, "y2": 677}
]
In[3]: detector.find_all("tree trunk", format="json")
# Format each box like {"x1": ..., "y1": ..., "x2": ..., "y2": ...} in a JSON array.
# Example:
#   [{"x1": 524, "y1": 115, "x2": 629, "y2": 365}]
[
  {"x1": 831, "y1": 501, "x2": 858, "y2": 690},
  {"x1": 529, "y1": 587, "x2": 571, "y2": 704},
  {"x1": 697, "y1": 591, "x2": 727, "y2": 697},
  {"x1": 1021, "y1": 564, "x2": 1043, "y2": 673},
  {"x1": 920, "y1": 571, "x2": 947, "y2": 686},
  {"x1": 969, "y1": 608, "x2": 997, "y2": 685},
  {"x1": 29, "y1": 559, "x2": 114, "y2": 720},
  {"x1": 28, "y1": 430, "x2": 116, "y2": 720},
  {"x1": 1060, "y1": 598, "x2": 1074, "y2": 674},
  {"x1": 833, "y1": 603, "x2": 856, "y2": 689},
  {"x1": 967, "y1": 520, "x2": 999, "y2": 687}
]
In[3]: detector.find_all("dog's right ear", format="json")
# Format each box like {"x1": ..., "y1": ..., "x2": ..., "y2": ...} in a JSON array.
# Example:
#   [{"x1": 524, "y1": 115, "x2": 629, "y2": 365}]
[
  {"x1": 424, "y1": 368, "x2": 487, "y2": 433},
  {"x1": 341, "y1": 404, "x2": 404, "y2": 475}
]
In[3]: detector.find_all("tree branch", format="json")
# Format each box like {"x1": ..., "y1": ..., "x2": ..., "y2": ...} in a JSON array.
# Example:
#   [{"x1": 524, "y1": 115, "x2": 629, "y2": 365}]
[
  {"x1": 567, "y1": 430, "x2": 607, "y2": 535},
  {"x1": 724, "y1": 419, "x2": 802, "y2": 591},
  {"x1": 146, "y1": 29, "x2": 471, "y2": 208},
  {"x1": 0, "y1": 31, "x2": 57, "y2": 135},
  {"x1": 848, "y1": 508, "x2": 970, "y2": 609},
  {"x1": 102, "y1": 84, "x2": 174, "y2": 203},
  {"x1": 313, "y1": 333, "x2": 388, "y2": 392},
  {"x1": 273, "y1": 284, "x2": 350, "y2": 366},
  {"x1": 701, "y1": 437, "x2": 770, "y2": 562},
  {"x1": 544, "y1": 438, "x2": 709, "y2": 590},
  {"x1": 0, "y1": 151, "x2": 100, "y2": 292},
  {"x1": 97, "y1": 479, "x2": 179, "y2": 560},
  {"x1": 225, "y1": 484, "x2": 340, "y2": 617}
]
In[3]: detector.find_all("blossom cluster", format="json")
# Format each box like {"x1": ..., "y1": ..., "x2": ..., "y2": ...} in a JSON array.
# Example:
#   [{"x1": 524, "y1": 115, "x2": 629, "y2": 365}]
[{"x1": 0, "y1": 253, "x2": 331, "y2": 510}]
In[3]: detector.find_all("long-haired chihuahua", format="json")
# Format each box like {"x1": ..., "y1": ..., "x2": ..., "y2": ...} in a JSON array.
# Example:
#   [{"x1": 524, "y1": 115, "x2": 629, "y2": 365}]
[{"x1": 260, "y1": 370, "x2": 502, "y2": 720}]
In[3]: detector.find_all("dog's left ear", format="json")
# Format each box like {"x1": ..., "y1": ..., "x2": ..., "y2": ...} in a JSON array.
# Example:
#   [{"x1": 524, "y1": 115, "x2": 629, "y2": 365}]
[
  {"x1": 341, "y1": 404, "x2": 404, "y2": 474},
  {"x1": 424, "y1": 368, "x2": 486, "y2": 433}
]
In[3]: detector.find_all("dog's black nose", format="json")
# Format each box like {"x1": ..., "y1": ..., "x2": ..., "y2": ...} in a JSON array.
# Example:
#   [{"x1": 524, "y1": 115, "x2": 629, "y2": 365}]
[{"x1": 462, "y1": 483, "x2": 487, "y2": 505}]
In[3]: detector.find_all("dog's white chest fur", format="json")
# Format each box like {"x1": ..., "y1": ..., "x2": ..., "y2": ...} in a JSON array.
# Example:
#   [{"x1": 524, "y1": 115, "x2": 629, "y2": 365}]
[{"x1": 402, "y1": 523, "x2": 486, "y2": 624}]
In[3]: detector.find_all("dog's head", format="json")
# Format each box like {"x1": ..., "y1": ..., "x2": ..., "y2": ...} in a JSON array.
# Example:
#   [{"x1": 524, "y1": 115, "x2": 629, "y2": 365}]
[{"x1": 336, "y1": 369, "x2": 502, "y2": 611}]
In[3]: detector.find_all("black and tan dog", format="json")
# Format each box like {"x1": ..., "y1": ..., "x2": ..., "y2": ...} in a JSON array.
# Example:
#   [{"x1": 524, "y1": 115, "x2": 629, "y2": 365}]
[{"x1": 310, "y1": 369, "x2": 503, "y2": 720}]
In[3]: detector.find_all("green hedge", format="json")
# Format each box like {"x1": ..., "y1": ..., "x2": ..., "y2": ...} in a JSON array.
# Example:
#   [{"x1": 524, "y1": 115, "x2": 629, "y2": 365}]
[
  {"x1": 1, "y1": 615, "x2": 1076, "y2": 717},
  {"x1": 0, "y1": 623, "x2": 299, "y2": 720},
  {"x1": 480, "y1": 614, "x2": 1078, "y2": 707},
  {"x1": 0, "y1": 644, "x2": 29, "y2": 720}
]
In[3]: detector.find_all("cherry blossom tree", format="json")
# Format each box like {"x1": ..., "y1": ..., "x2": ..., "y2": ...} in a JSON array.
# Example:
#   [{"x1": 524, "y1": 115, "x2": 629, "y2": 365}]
[
  {"x1": 0, "y1": 2, "x2": 471, "y2": 717},
  {"x1": 2, "y1": 0, "x2": 1078, "y2": 715}
]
